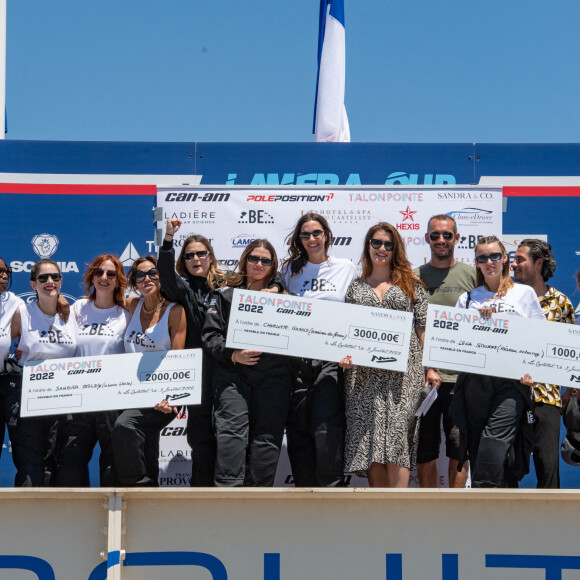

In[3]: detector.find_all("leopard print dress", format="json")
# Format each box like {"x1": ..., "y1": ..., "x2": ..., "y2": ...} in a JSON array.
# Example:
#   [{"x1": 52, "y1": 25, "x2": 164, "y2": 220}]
[{"x1": 343, "y1": 279, "x2": 428, "y2": 475}]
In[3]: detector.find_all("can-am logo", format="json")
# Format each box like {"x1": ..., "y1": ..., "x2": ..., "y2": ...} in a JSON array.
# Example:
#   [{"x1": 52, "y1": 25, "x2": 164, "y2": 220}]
[
  {"x1": 231, "y1": 235, "x2": 256, "y2": 248},
  {"x1": 238, "y1": 210, "x2": 274, "y2": 224},
  {"x1": 396, "y1": 206, "x2": 420, "y2": 231},
  {"x1": 164, "y1": 191, "x2": 230, "y2": 203},
  {"x1": 447, "y1": 208, "x2": 493, "y2": 225},
  {"x1": 31, "y1": 234, "x2": 59, "y2": 258}
]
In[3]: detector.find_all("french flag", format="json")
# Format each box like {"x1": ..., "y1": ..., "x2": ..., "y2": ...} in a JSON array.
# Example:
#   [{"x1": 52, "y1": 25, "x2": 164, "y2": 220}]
[{"x1": 313, "y1": 0, "x2": 350, "y2": 142}]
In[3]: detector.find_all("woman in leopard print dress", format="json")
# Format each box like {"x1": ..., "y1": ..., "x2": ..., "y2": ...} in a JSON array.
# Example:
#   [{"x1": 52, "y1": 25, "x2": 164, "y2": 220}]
[{"x1": 339, "y1": 222, "x2": 437, "y2": 487}]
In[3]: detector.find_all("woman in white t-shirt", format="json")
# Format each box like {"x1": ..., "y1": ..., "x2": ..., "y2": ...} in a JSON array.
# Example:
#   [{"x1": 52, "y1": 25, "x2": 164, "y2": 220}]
[
  {"x1": 9, "y1": 259, "x2": 77, "y2": 486},
  {"x1": 281, "y1": 212, "x2": 358, "y2": 487},
  {"x1": 453, "y1": 235, "x2": 544, "y2": 488},
  {"x1": 56, "y1": 254, "x2": 131, "y2": 487},
  {"x1": 111, "y1": 255, "x2": 186, "y2": 486}
]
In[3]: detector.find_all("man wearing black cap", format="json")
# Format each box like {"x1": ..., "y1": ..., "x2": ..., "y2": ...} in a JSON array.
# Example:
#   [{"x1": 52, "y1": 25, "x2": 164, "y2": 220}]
[{"x1": 513, "y1": 239, "x2": 575, "y2": 488}]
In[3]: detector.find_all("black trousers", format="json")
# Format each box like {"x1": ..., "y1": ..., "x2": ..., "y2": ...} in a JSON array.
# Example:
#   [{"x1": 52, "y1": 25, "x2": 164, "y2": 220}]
[
  {"x1": 464, "y1": 376, "x2": 526, "y2": 488},
  {"x1": 286, "y1": 360, "x2": 346, "y2": 487},
  {"x1": 417, "y1": 381, "x2": 461, "y2": 463},
  {"x1": 186, "y1": 360, "x2": 217, "y2": 487},
  {"x1": 111, "y1": 408, "x2": 175, "y2": 487},
  {"x1": 56, "y1": 411, "x2": 120, "y2": 487},
  {"x1": 0, "y1": 371, "x2": 58, "y2": 487},
  {"x1": 532, "y1": 402, "x2": 561, "y2": 489},
  {"x1": 213, "y1": 365, "x2": 292, "y2": 487}
]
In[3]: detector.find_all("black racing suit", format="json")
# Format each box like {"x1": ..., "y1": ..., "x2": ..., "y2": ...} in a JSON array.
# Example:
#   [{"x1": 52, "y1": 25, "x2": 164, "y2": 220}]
[
  {"x1": 201, "y1": 286, "x2": 293, "y2": 486},
  {"x1": 158, "y1": 239, "x2": 218, "y2": 486}
]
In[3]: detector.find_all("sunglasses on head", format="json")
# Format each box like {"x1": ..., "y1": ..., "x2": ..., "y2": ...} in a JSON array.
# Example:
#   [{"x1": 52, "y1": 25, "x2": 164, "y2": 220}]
[
  {"x1": 475, "y1": 253, "x2": 503, "y2": 264},
  {"x1": 298, "y1": 229, "x2": 324, "y2": 240},
  {"x1": 247, "y1": 255, "x2": 273, "y2": 267},
  {"x1": 429, "y1": 231, "x2": 454, "y2": 241},
  {"x1": 0, "y1": 267, "x2": 12, "y2": 277},
  {"x1": 134, "y1": 268, "x2": 159, "y2": 282},
  {"x1": 369, "y1": 239, "x2": 394, "y2": 251},
  {"x1": 93, "y1": 268, "x2": 117, "y2": 279},
  {"x1": 184, "y1": 251, "x2": 210, "y2": 260},
  {"x1": 36, "y1": 272, "x2": 62, "y2": 283}
]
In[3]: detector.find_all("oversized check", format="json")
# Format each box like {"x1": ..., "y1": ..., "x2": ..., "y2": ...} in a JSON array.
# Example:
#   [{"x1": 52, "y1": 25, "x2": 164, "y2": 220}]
[
  {"x1": 225, "y1": 289, "x2": 413, "y2": 371},
  {"x1": 423, "y1": 305, "x2": 580, "y2": 386},
  {"x1": 20, "y1": 349, "x2": 202, "y2": 418}
]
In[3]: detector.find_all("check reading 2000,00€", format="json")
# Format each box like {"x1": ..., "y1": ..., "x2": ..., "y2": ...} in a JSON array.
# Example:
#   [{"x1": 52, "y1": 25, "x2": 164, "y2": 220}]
[
  {"x1": 20, "y1": 349, "x2": 202, "y2": 418},
  {"x1": 423, "y1": 305, "x2": 580, "y2": 386},
  {"x1": 225, "y1": 289, "x2": 413, "y2": 371}
]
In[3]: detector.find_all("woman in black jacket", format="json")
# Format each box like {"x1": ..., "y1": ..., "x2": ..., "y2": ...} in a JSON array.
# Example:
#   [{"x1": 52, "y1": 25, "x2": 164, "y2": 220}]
[
  {"x1": 158, "y1": 219, "x2": 227, "y2": 486},
  {"x1": 202, "y1": 239, "x2": 293, "y2": 486}
]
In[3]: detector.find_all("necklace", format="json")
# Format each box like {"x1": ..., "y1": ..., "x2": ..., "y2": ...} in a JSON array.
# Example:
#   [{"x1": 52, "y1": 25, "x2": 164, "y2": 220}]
[
  {"x1": 142, "y1": 297, "x2": 165, "y2": 315},
  {"x1": 38, "y1": 308, "x2": 56, "y2": 332}
]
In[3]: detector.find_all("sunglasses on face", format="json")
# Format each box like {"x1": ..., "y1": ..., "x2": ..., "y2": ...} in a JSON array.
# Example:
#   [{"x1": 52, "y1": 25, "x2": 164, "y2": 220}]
[
  {"x1": 475, "y1": 253, "x2": 503, "y2": 264},
  {"x1": 247, "y1": 255, "x2": 273, "y2": 267},
  {"x1": 134, "y1": 268, "x2": 159, "y2": 282},
  {"x1": 429, "y1": 231, "x2": 454, "y2": 241},
  {"x1": 369, "y1": 239, "x2": 394, "y2": 251},
  {"x1": 36, "y1": 273, "x2": 62, "y2": 283},
  {"x1": 184, "y1": 251, "x2": 210, "y2": 260},
  {"x1": 298, "y1": 229, "x2": 324, "y2": 240},
  {"x1": 0, "y1": 267, "x2": 11, "y2": 278},
  {"x1": 93, "y1": 268, "x2": 117, "y2": 279}
]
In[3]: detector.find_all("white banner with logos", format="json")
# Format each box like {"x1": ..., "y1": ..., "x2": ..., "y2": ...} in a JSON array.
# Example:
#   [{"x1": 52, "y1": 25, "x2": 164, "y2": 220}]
[
  {"x1": 155, "y1": 186, "x2": 502, "y2": 487},
  {"x1": 156, "y1": 186, "x2": 502, "y2": 270}
]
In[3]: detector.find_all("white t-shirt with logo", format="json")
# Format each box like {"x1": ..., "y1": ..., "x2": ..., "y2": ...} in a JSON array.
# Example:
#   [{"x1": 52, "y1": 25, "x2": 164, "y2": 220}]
[
  {"x1": 73, "y1": 298, "x2": 131, "y2": 356},
  {"x1": 18, "y1": 302, "x2": 78, "y2": 363},
  {"x1": 283, "y1": 257, "x2": 359, "y2": 302},
  {"x1": 0, "y1": 291, "x2": 24, "y2": 371},
  {"x1": 124, "y1": 299, "x2": 175, "y2": 353},
  {"x1": 456, "y1": 283, "x2": 545, "y2": 320}
]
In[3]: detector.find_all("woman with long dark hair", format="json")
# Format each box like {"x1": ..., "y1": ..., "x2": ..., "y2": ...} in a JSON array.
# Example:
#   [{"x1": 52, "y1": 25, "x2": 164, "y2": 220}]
[
  {"x1": 111, "y1": 255, "x2": 186, "y2": 486},
  {"x1": 9, "y1": 259, "x2": 77, "y2": 486},
  {"x1": 202, "y1": 239, "x2": 292, "y2": 486},
  {"x1": 56, "y1": 254, "x2": 130, "y2": 486},
  {"x1": 339, "y1": 222, "x2": 433, "y2": 487},
  {"x1": 282, "y1": 211, "x2": 358, "y2": 487},
  {"x1": 452, "y1": 235, "x2": 544, "y2": 487},
  {"x1": 159, "y1": 220, "x2": 227, "y2": 486}
]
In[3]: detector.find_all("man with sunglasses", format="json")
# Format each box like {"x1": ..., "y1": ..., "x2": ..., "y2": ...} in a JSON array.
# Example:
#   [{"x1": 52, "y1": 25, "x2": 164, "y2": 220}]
[
  {"x1": 414, "y1": 214, "x2": 476, "y2": 488},
  {"x1": 513, "y1": 239, "x2": 574, "y2": 488}
]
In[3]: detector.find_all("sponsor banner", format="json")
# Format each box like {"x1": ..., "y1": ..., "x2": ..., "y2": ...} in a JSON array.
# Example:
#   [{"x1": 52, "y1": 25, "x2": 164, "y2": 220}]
[
  {"x1": 157, "y1": 186, "x2": 502, "y2": 269},
  {"x1": 226, "y1": 289, "x2": 413, "y2": 371},
  {"x1": 21, "y1": 349, "x2": 202, "y2": 417}
]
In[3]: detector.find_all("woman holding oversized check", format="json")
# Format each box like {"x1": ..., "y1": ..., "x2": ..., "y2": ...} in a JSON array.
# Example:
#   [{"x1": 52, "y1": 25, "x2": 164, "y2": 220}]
[
  {"x1": 9, "y1": 259, "x2": 77, "y2": 486},
  {"x1": 453, "y1": 235, "x2": 544, "y2": 487},
  {"x1": 202, "y1": 239, "x2": 293, "y2": 486},
  {"x1": 282, "y1": 212, "x2": 358, "y2": 487},
  {"x1": 56, "y1": 254, "x2": 131, "y2": 487},
  {"x1": 339, "y1": 222, "x2": 433, "y2": 488},
  {"x1": 111, "y1": 256, "x2": 186, "y2": 486}
]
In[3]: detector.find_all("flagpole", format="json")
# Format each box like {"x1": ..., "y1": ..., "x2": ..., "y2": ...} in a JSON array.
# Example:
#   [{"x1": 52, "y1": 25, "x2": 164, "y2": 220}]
[{"x1": 0, "y1": 0, "x2": 6, "y2": 139}]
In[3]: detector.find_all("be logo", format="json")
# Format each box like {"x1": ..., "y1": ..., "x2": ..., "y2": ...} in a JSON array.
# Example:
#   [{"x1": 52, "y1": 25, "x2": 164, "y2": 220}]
[{"x1": 238, "y1": 210, "x2": 274, "y2": 224}]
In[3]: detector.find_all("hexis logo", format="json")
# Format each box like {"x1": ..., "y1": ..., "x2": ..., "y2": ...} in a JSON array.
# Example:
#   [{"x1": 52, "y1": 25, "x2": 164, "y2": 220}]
[
  {"x1": 238, "y1": 210, "x2": 274, "y2": 224},
  {"x1": 31, "y1": 234, "x2": 59, "y2": 258},
  {"x1": 396, "y1": 206, "x2": 420, "y2": 231}
]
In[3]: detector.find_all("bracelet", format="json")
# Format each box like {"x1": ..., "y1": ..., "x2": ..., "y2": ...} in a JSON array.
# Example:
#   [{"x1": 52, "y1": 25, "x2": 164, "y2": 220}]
[
  {"x1": 231, "y1": 351, "x2": 237, "y2": 365},
  {"x1": 165, "y1": 234, "x2": 174, "y2": 239}
]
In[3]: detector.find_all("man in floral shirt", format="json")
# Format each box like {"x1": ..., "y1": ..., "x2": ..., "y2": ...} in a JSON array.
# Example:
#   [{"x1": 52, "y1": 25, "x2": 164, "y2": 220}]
[{"x1": 513, "y1": 239, "x2": 575, "y2": 488}]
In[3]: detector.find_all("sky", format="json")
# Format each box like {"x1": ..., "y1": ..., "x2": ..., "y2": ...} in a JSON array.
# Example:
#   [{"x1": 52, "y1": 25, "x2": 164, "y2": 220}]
[{"x1": 5, "y1": 0, "x2": 580, "y2": 143}]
